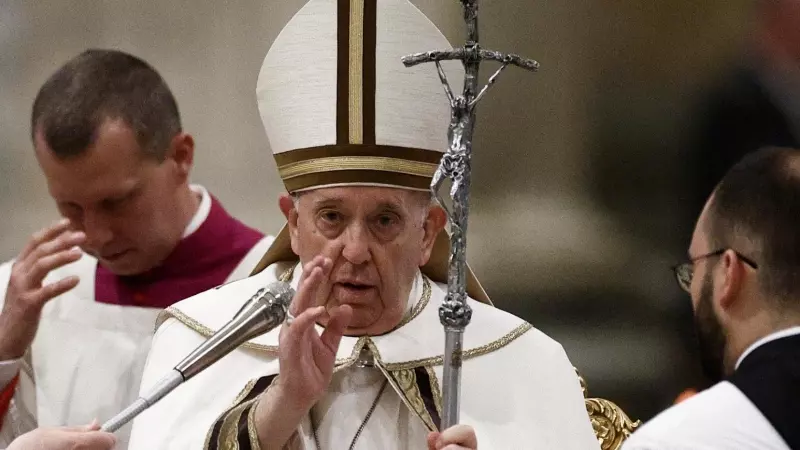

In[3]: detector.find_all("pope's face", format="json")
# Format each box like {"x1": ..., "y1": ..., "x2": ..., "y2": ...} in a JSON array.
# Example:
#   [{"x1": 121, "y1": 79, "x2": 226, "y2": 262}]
[{"x1": 283, "y1": 186, "x2": 445, "y2": 335}]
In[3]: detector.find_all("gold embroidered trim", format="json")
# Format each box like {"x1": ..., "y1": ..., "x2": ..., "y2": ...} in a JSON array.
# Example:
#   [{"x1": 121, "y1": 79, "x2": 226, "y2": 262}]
[
  {"x1": 278, "y1": 156, "x2": 438, "y2": 180},
  {"x1": 248, "y1": 398, "x2": 262, "y2": 450},
  {"x1": 161, "y1": 276, "x2": 518, "y2": 369},
  {"x1": 348, "y1": 0, "x2": 364, "y2": 144},
  {"x1": 203, "y1": 416, "x2": 215, "y2": 450},
  {"x1": 389, "y1": 368, "x2": 436, "y2": 431},
  {"x1": 395, "y1": 275, "x2": 430, "y2": 329},
  {"x1": 162, "y1": 307, "x2": 280, "y2": 353},
  {"x1": 220, "y1": 399, "x2": 256, "y2": 449},
  {"x1": 425, "y1": 366, "x2": 443, "y2": 418},
  {"x1": 159, "y1": 265, "x2": 297, "y2": 353},
  {"x1": 278, "y1": 265, "x2": 295, "y2": 283},
  {"x1": 381, "y1": 322, "x2": 534, "y2": 371},
  {"x1": 366, "y1": 340, "x2": 434, "y2": 432},
  {"x1": 360, "y1": 323, "x2": 531, "y2": 434},
  {"x1": 232, "y1": 379, "x2": 258, "y2": 406}
]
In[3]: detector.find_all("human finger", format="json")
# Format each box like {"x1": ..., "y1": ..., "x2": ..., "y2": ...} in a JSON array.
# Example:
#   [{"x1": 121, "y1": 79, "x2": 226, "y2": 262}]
[
  {"x1": 319, "y1": 304, "x2": 352, "y2": 352},
  {"x1": 74, "y1": 431, "x2": 117, "y2": 449},
  {"x1": 28, "y1": 276, "x2": 80, "y2": 307},
  {"x1": 27, "y1": 247, "x2": 82, "y2": 286},
  {"x1": 84, "y1": 419, "x2": 100, "y2": 431},
  {"x1": 17, "y1": 218, "x2": 73, "y2": 260},
  {"x1": 283, "y1": 306, "x2": 325, "y2": 349},
  {"x1": 296, "y1": 256, "x2": 326, "y2": 287},
  {"x1": 438, "y1": 424, "x2": 477, "y2": 449},
  {"x1": 427, "y1": 431, "x2": 441, "y2": 450},
  {"x1": 25, "y1": 230, "x2": 85, "y2": 267},
  {"x1": 290, "y1": 261, "x2": 330, "y2": 315}
]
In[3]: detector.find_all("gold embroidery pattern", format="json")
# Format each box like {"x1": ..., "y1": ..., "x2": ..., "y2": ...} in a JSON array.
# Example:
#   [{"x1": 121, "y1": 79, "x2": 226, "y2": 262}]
[
  {"x1": 388, "y1": 368, "x2": 436, "y2": 431},
  {"x1": 382, "y1": 322, "x2": 533, "y2": 371},
  {"x1": 278, "y1": 156, "x2": 438, "y2": 180},
  {"x1": 278, "y1": 265, "x2": 295, "y2": 282},
  {"x1": 348, "y1": 0, "x2": 364, "y2": 144},
  {"x1": 161, "y1": 268, "x2": 430, "y2": 364},
  {"x1": 248, "y1": 397, "x2": 262, "y2": 450},
  {"x1": 231, "y1": 379, "x2": 258, "y2": 406},
  {"x1": 203, "y1": 417, "x2": 215, "y2": 450},
  {"x1": 160, "y1": 265, "x2": 297, "y2": 354},
  {"x1": 425, "y1": 366, "x2": 443, "y2": 417},
  {"x1": 162, "y1": 307, "x2": 280, "y2": 353},
  {"x1": 333, "y1": 336, "x2": 369, "y2": 371},
  {"x1": 578, "y1": 369, "x2": 641, "y2": 450},
  {"x1": 220, "y1": 399, "x2": 256, "y2": 449},
  {"x1": 394, "y1": 276, "x2": 431, "y2": 329}
]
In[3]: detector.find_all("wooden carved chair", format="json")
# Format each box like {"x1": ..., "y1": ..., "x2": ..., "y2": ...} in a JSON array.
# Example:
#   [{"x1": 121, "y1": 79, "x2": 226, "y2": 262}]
[{"x1": 577, "y1": 369, "x2": 641, "y2": 450}]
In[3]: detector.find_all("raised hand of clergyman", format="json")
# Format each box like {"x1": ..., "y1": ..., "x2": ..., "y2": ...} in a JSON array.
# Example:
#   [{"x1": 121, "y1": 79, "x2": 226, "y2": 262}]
[
  {"x1": 275, "y1": 256, "x2": 352, "y2": 408},
  {"x1": 0, "y1": 219, "x2": 85, "y2": 360}
]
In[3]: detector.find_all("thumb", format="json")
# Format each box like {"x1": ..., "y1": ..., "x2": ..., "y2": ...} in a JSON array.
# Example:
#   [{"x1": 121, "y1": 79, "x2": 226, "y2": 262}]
[
  {"x1": 427, "y1": 431, "x2": 441, "y2": 450},
  {"x1": 83, "y1": 419, "x2": 101, "y2": 431}
]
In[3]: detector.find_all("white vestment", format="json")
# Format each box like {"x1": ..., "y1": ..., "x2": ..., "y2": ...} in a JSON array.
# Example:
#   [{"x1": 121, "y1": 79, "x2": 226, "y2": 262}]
[
  {"x1": 128, "y1": 261, "x2": 601, "y2": 449},
  {"x1": 0, "y1": 186, "x2": 273, "y2": 449},
  {"x1": 620, "y1": 382, "x2": 789, "y2": 450},
  {"x1": 622, "y1": 329, "x2": 800, "y2": 450}
]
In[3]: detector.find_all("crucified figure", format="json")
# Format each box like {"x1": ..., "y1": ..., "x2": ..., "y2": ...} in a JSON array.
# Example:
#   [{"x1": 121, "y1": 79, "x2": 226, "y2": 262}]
[{"x1": 401, "y1": 0, "x2": 539, "y2": 429}]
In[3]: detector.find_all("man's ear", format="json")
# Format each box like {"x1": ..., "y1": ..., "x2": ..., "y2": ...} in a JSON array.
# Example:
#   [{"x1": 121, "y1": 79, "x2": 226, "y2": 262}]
[
  {"x1": 278, "y1": 193, "x2": 300, "y2": 250},
  {"x1": 166, "y1": 133, "x2": 195, "y2": 181},
  {"x1": 278, "y1": 193, "x2": 295, "y2": 222},
  {"x1": 716, "y1": 249, "x2": 746, "y2": 313},
  {"x1": 419, "y1": 205, "x2": 447, "y2": 266}
]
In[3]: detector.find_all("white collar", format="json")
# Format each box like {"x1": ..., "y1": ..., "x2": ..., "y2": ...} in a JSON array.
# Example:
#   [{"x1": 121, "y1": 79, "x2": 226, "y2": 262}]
[
  {"x1": 182, "y1": 184, "x2": 212, "y2": 238},
  {"x1": 164, "y1": 261, "x2": 528, "y2": 367},
  {"x1": 735, "y1": 325, "x2": 800, "y2": 370}
]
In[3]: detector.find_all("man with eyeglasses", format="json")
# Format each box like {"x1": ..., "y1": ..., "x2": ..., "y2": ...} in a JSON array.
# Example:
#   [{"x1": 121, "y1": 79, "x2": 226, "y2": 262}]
[{"x1": 622, "y1": 146, "x2": 800, "y2": 449}]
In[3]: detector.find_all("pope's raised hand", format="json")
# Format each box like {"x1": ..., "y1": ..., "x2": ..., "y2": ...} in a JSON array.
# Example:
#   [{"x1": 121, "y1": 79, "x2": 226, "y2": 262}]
[
  {"x1": 275, "y1": 255, "x2": 352, "y2": 408},
  {"x1": 254, "y1": 256, "x2": 353, "y2": 448},
  {"x1": 0, "y1": 219, "x2": 85, "y2": 360}
]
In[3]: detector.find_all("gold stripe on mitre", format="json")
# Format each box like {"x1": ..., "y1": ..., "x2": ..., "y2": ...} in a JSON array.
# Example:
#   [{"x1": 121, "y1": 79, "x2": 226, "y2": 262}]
[
  {"x1": 274, "y1": 144, "x2": 444, "y2": 192},
  {"x1": 348, "y1": 0, "x2": 364, "y2": 144},
  {"x1": 279, "y1": 156, "x2": 437, "y2": 180}
]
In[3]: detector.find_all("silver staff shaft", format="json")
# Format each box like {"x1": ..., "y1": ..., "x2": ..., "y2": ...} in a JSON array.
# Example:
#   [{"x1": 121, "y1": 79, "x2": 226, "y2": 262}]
[
  {"x1": 100, "y1": 281, "x2": 294, "y2": 433},
  {"x1": 440, "y1": 328, "x2": 465, "y2": 428},
  {"x1": 402, "y1": 0, "x2": 538, "y2": 429}
]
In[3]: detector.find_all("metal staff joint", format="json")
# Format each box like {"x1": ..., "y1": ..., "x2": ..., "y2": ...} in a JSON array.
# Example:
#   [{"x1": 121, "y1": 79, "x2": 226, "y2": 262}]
[{"x1": 401, "y1": 0, "x2": 539, "y2": 431}]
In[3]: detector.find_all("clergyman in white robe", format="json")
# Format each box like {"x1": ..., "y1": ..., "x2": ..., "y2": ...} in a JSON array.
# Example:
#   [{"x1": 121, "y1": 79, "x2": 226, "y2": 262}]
[{"x1": 128, "y1": 261, "x2": 600, "y2": 449}]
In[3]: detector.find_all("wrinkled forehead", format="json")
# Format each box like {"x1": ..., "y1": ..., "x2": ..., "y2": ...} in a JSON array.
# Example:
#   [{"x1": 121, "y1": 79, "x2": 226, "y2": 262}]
[
  {"x1": 34, "y1": 121, "x2": 153, "y2": 203},
  {"x1": 295, "y1": 185, "x2": 426, "y2": 211}
]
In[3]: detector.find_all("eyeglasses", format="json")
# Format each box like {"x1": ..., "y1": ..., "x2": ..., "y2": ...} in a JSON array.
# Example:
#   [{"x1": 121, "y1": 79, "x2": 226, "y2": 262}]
[{"x1": 671, "y1": 249, "x2": 759, "y2": 293}]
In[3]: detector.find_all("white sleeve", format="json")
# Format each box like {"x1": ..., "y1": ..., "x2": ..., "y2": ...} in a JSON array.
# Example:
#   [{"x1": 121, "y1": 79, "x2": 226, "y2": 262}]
[
  {"x1": 127, "y1": 318, "x2": 213, "y2": 450},
  {"x1": 0, "y1": 360, "x2": 20, "y2": 391},
  {"x1": 0, "y1": 261, "x2": 18, "y2": 392}
]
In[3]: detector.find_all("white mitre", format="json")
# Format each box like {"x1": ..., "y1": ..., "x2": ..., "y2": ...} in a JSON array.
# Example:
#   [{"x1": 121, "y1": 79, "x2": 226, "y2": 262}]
[{"x1": 250, "y1": 0, "x2": 489, "y2": 303}]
